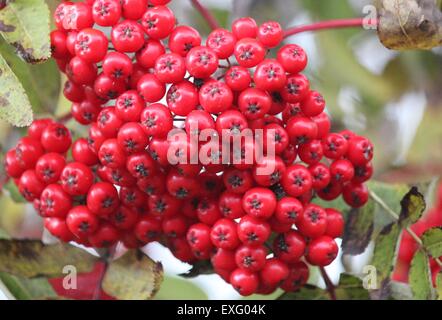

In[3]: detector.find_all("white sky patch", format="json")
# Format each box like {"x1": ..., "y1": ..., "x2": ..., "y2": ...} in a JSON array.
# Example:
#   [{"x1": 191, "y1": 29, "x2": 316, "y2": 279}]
[{"x1": 384, "y1": 91, "x2": 427, "y2": 166}]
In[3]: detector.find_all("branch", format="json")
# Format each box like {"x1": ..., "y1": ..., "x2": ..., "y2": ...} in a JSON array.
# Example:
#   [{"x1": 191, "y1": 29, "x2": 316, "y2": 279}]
[
  {"x1": 320, "y1": 267, "x2": 336, "y2": 300},
  {"x1": 369, "y1": 190, "x2": 442, "y2": 268},
  {"x1": 189, "y1": 0, "x2": 220, "y2": 30},
  {"x1": 283, "y1": 18, "x2": 374, "y2": 38}
]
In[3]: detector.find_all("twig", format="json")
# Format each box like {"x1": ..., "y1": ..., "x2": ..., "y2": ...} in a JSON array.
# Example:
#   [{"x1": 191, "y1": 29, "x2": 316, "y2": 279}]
[
  {"x1": 190, "y1": 0, "x2": 220, "y2": 30},
  {"x1": 369, "y1": 190, "x2": 442, "y2": 268},
  {"x1": 283, "y1": 18, "x2": 377, "y2": 38},
  {"x1": 320, "y1": 267, "x2": 336, "y2": 300},
  {"x1": 58, "y1": 112, "x2": 72, "y2": 123},
  {"x1": 92, "y1": 261, "x2": 108, "y2": 300}
]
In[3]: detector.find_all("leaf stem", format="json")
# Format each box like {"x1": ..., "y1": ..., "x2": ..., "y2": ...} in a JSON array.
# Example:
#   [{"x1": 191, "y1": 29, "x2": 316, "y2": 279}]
[
  {"x1": 189, "y1": 0, "x2": 220, "y2": 30},
  {"x1": 283, "y1": 18, "x2": 377, "y2": 38},
  {"x1": 369, "y1": 190, "x2": 442, "y2": 268},
  {"x1": 319, "y1": 267, "x2": 336, "y2": 300}
]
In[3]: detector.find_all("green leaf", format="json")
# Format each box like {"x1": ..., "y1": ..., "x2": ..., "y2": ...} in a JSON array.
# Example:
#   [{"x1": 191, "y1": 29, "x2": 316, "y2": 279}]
[
  {"x1": 421, "y1": 227, "x2": 442, "y2": 258},
  {"x1": 409, "y1": 249, "x2": 435, "y2": 300},
  {"x1": 0, "y1": 40, "x2": 60, "y2": 114},
  {"x1": 399, "y1": 187, "x2": 426, "y2": 227},
  {"x1": 436, "y1": 272, "x2": 442, "y2": 300},
  {"x1": 154, "y1": 276, "x2": 208, "y2": 300},
  {"x1": 0, "y1": 228, "x2": 10, "y2": 240},
  {"x1": 0, "y1": 240, "x2": 97, "y2": 278},
  {"x1": 0, "y1": 52, "x2": 33, "y2": 126},
  {"x1": 334, "y1": 274, "x2": 370, "y2": 300},
  {"x1": 179, "y1": 260, "x2": 214, "y2": 278},
  {"x1": 102, "y1": 250, "x2": 163, "y2": 300},
  {"x1": 390, "y1": 281, "x2": 413, "y2": 300},
  {"x1": 3, "y1": 178, "x2": 26, "y2": 203},
  {"x1": 342, "y1": 201, "x2": 375, "y2": 255},
  {"x1": 0, "y1": 0, "x2": 51, "y2": 63},
  {"x1": 278, "y1": 284, "x2": 329, "y2": 300},
  {"x1": 370, "y1": 222, "x2": 402, "y2": 297},
  {"x1": 0, "y1": 272, "x2": 57, "y2": 300}
]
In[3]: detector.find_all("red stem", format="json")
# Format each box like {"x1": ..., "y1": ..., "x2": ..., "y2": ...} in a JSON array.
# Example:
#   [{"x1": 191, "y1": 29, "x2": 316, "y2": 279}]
[
  {"x1": 190, "y1": 0, "x2": 220, "y2": 30},
  {"x1": 320, "y1": 267, "x2": 336, "y2": 300},
  {"x1": 283, "y1": 17, "x2": 377, "y2": 38}
]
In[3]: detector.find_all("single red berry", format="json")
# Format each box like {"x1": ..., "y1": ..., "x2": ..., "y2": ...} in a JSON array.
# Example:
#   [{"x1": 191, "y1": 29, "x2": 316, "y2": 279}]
[
  {"x1": 136, "y1": 39, "x2": 165, "y2": 69},
  {"x1": 322, "y1": 133, "x2": 348, "y2": 159},
  {"x1": 97, "y1": 107, "x2": 124, "y2": 138},
  {"x1": 325, "y1": 208, "x2": 344, "y2": 238},
  {"x1": 280, "y1": 261, "x2": 309, "y2": 292},
  {"x1": 168, "y1": 25, "x2": 201, "y2": 57},
  {"x1": 308, "y1": 163, "x2": 331, "y2": 190},
  {"x1": 210, "y1": 218, "x2": 240, "y2": 250},
  {"x1": 141, "y1": 5, "x2": 175, "y2": 40},
  {"x1": 39, "y1": 184, "x2": 72, "y2": 218},
  {"x1": 185, "y1": 46, "x2": 219, "y2": 79},
  {"x1": 281, "y1": 74, "x2": 310, "y2": 103},
  {"x1": 252, "y1": 156, "x2": 286, "y2": 187},
  {"x1": 60, "y1": 162, "x2": 94, "y2": 196},
  {"x1": 273, "y1": 230, "x2": 306, "y2": 264},
  {"x1": 211, "y1": 248, "x2": 237, "y2": 271},
  {"x1": 148, "y1": 193, "x2": 181, "y2": 218},
  {"x1": 75, "y1": 28, "x2": 108, "y2": 63},
  {"x1": 64, "y1": 80, "x2": 85, "y2": 102},
  {"x1": 286, "y1": 116, "x2": 318, "y2": 145},
  {"x1": 275, "y1": 197, "x2": 303, "y2": 224},
  {"x1": 72, "y1": 138, "x2": 99, "y2": 166},
  {"x1": 254, "y1": 59, "x2": 287, "y2": 91},
  {"x1": 223, "y1": 168, "x2": 254, "y2": 194},
  {"x1": 66, "y1": 205, "x2": 99, "y2": 237},
  {"x1": 353, "y1": 162, "x2": 373, "y2": 184},
  {"x1": 35, "y1": 153, "x2": 66, "y2": 184},
  {"x1": 134, "y1": 216, "x2": 162, "y2": 243},
  {"x1": 317, "y1": 181, "x2": 343, "y2": 201},
  {"x1": 92, "y1": 0, "x2": 121, "y2": 27},
  {"x1": 232, "y1": 17, "x2": 258, "y2": 39},
  {"x1": 117, "y1": 122, "x2": 149, "y2": 154},
  {"x1": 41, "y1": 123, "x2": 72, "y2": 154},
  {"x1": 162, "y1": 215, "x2": 188, "y2": 238},
  {"x1": 342, "y1": 182, "x2": 369, "y2": 208},
  {"x1": 137, "y1": 73, "x2": 166, "y2": 103},
  {"x1": 330, "y1": 159, "x2": 355, "y2": 183},
  {"x1": 230, "y1": 269, "x2": 259, "y2": 296},
  {"x1": 235, "y1": 244, "x2": 267, "y2": 272},
  {"x1": 119, "y1": 186, "x2": 147, "y2": 208},
  {"x1": 296, "y1": 204, "x2": 327, "y2": 239},
  {"x1": 238, "y1": 88, "x2": 272, "y2": 120},
  {"x1": 4, "y1": 150, "x2": 25, "y2": 179},
  {"x1": 237, "y1": 215, "x2": 271, "y2": 246},
  {"x1": 186, "y1": 223, "x2": 212, "y2": 251},
  {"x1": 225, "y1": 66, "x2": 251, "y2": 92},
  {"x1": 301, "y1": 91, "x2": 325, "y2": 117},
  {"x1": 28, "y1": 118, "x2": 54, "y2": 141},
  {"x1": 260, "y1": 258, "x2": 290, "y2": 287},
  {"x1": 257, "y1": 21, "x2": 283, "y2": 48},
  {"x1": 102, "y1": 52, "x2": 133, "y2": 80},
  {"x1": 298, "y1": 139, "x2": 324, "y2": 165},
  {"x1": 88, "y1": 223, "x2": 120, "y2": 248},
  {"x1": 281, "y1": 164, "x2": 313, "y2": 197},
  {"x1": 126, "y1": 152, "x2": 156, "y2": 179},
  {"x1": 111, "y1": 20, "x2": 145, "y2": 52},
  {"x1": 115, "y1": 90, "x2": 144, "y2": 122},
  {"x1": 87, "y1": 182, "x2": 120, "y2": 217},
  {"x1": 71, "y1": 100, "x2": 101, "y2": 125},
  {"x1": 242, "y1": 187, "x2": 277, "y2": 220},
  {"x1": 312, "y1": 112, "x2": 331, "y2": 139},
  {"x1": 154, "y1": 52, "x2": 186, "y2": 84},
  {"x1": 50, "y1": 30, "x2": 69, "y2": 59},
  {"x1": 15, "y1": 137, "x2": 44, "y2": 170},
  {"x1": 196, "y1": 198, "x2": 222, "y2": 226},
  {"x1": 168, "y1": 237, "x2": 196, "y2": 263},
  {"x1": 199, "y1": 80, "x2": 233, "y2": 114},
  {"x1": 98, "y1": 138, "x2": 126, "y2": 168},
  {"x1": 121, "y1": 0, "x2": 148, "y2": 20},
  {"x1": 88, "y1": 123, "x2": 107, "y2": 153},
  {"x1": 19, "y1": 170, "x2": 45, "y2": 201},
  {"x1": 218, "y1": 191, "x2": 246, "y2": 220},
  {"x1": 109, "y1": 206, "x2": 139, "y2": 230},
  {"x1": 166, "y1": 80, "x2": 199, "y2": 116},
  {"x1": 347, "y1": 137, "x2": 374, "y2": 165},
  {"x1": 234, "y1": 38, "x2": 265, "y2": 68},
  {"x1": 306, "y1": 236, "x2": 338, "y2": 266},
  {"x1": 277, "y1": 44, "x2": 308, "y2": 74},
  {"x1": 44, "y1": 217, "x2": 74, "y2": 242},
  {"x1": 207, "y1": 28, "x2": 236, "y2": 59}
]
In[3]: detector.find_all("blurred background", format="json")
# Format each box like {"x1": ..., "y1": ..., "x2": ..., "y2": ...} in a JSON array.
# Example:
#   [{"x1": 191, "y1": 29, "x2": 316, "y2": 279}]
[{"x1": 0, "y1": 0, "x2": 441, "y2": 299}]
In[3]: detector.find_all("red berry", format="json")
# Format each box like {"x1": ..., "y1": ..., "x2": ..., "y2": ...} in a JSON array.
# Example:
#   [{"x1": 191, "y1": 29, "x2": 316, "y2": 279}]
[
  {"x1": 141, "y1": 6, "x2": 175, "y2": 40},
  {"x1": 166, "y1": 81, "x2": 199, "y2": 116},
  {"x1": 281, "y1": 261, "x2": 309, "y2": 292},
  {"x1": 35, "y1": 153, "x2": 66, "y2": 184},
  {"x1": 136, "y1": 39, "x2": 165, "y2": 69},
  {"x1": 185, "y1": 46, "x2": 218, "y2": 79},
  {"x1": 210, "y1": 218, "x2": 240, "y2": 250},
  {"x1": 109, "y1": 206, "x2": 139, "y2": 230},
  {"x1": 199, "y1": 80, "x2": 233, "y2": 114},
  {"x1": 137, "y1": 74, "x2": 166, "y2": 103},
  {"x1": 273, "y1": 230, "x2": 306, "y2": 264},
  {"x1": 102, "y1": 52, "x2": 133, "y2": 80},
  {"x1": 237, "y1": 215, "x2": 271, "y2": 246},
  {"x1": 186, "y1": 223, "x2": 212, "y2": 251},
  {"x1": 347, "y1": 137, "x2": 374, "y2": 165},
  {"x1": 154, "y1": 53, "x2": 186, "y2": 84},
  {"x1": 281, "y1": 74, "x2": 310, "y2": 103},
  {"x1": 72, "y1": 138, "x2": 99, "y2": 166},
  {"x1": 41, "y1": 123, "x2": 72, "y2": 154},
  {"x1": 87, "y1": 182, "x2": 120, "y2": 217},
  {"x1": 286, "y1": 116, "x2": 318, "y2": 145},
  {"x1": 234, "y1": 38, "x2": 265, "y2": 68},
  {"x1": 115, "y1": 90, "x2": 144, "y2": 122},
  {"x1": 242, "y1": 187, "x2": 277, "y2": 220},
  {"x1": 238, "y1": 88, "x2": 272, "y2": 120},
  {"x1": 254, "y1": 59, "x2": 287, "y2": 91},
  {"x1": 206, "y1": 28, "x2": 236, "y2": 59},
  {"x1": 296, "y1": 204, "x2": 327, "y2": 239},
  {"x1": 88, "y1": 223, "x2": 120, "y2": 248},
  {"x1": 260, "y1": 258, "x2": 289, "y2": 287},
  {"x1": 257, "y1": 21, "x2": 283, "y2": 48},
  {"x1": 232, "y1": 17, "x2": 258, "y2": 40},
  {"x1": 342, "y1": 182, "x2": 369, "y2": 208},
  {"x1": 277, "y1": 44, "x2": 308, "y2": 74},
  {"x1": 306, "y1": 236, "x2": 338, "y2": 266},
  {"x1": 117, "y1": 122, "x2": 149, "y2": 154},
  {"x1": 325, "y1": 208, "x2": 344, "y2": 238},
  {"x1": 225, "y1": 66, "x2": 251, "y2": 91},
  {"x1": 281, "y1": 164, "x2": 313, "y2": 197},
  {"x1": 275, "y1": 197, "x2": 303, "y2": 224},
  {"x1": 66, "y1": 205, "x2": 99, "y2": 237},
  {"x1": 168, "y1": 25, "x2": 201, "y2": 57},
  {"x1": 111, "y1": 20, "x2": 145, "y2": 52},
  {"x1": 98, "y1": 138, "x2": 126, "y2": 168},
  {"x1": 75, "y1": 28, "x2": 108, "y2": 63},
  {"x1": 19, "y1": 170, "x2": 45, "y2": 201},
  {"x1": 60, "y1": 162, "x2": 94, "y2": 196},
  {"x1": 134, "y1": 216, "x2": 162, "y2": 243},
  {"x1": 322, "y1": 133, "x2": 348, "y2": 159},
  {"x1": 235, "y1": 244, "x2": 267, "y2": 272},
  {"x1": 92, "y1": 0, "x2": 121, "y2": 27},
  {"x1": 230, "y1": 269, "x2": 259, "y2": 296}
]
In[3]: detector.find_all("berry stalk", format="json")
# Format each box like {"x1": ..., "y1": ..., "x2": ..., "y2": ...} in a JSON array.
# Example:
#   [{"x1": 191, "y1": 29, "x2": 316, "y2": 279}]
[
  {"x1": 319, "y1": 267, "x2": 336, "y2": 300},
  {"x1": 189, "y1": 0, "x2": 220, "y2": 30},
  {"x1": 283, "y1": 18, "x2": 376, "y2": 38}
]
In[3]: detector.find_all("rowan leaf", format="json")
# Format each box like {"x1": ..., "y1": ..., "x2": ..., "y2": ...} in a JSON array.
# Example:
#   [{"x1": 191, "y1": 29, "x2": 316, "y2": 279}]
[
  {"x1": 398, "y1": 186, "x2": 426, "y2": 227},
  {"x1": 421, "y1": 227, "x2": 442, "y2": 258},
  {"x1": 409, "y1": 249, "x2": 435, "y2": 300}
]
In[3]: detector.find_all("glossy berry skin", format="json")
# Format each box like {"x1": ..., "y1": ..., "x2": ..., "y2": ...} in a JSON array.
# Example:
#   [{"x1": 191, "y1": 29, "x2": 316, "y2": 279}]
[
  {"x1": 168, "y1": 26, "x2": 201, "y2": 57},
  {"x1": 322, "y1": 133, "x2": 348, "y2": 159},
  {"x1": 121, "y1": 0, "x2": 148, "y2": 20},
  {"x1": 196, "y1": 198, "x2": 222, "y2": 226},
  {"x1": 140, "y1": 103, "x2": 173, "y2": 138},
  {"x1": 111, "y1": 20, "x2": 145, "y2": 53},
  {"x1": 186, "y1": 223, "x2": 212, "y2": 251},
  {"x1": 225, "y1": 66, "x2": 251, "y2": 92},
  {"x1": 238, "y1": 88, "x2": 272, "y2": 120},
  {"x1": 115, "y1": 90, "x2": 144, "y2": 122},
  {"x1": 347, "y1": 137, "x2": 374, "y2": 165},
  {"x1": 257, "y1": 21, "x2": 283, "y2": 48},
  {"x1": 306, "y1": 236, "x2": 338, "y2": 266},
  {"x1": 4, "y1": 150, "x2": 25, "y2": 179},
  {"x1": 60, "y1": 162, "x2": 94, "y2": 196},
  {"x1": 92, "y1": 0, "x2": 122, "y2": 27},
  {"x1": 137, "y1": 74, "x2": 166, "y2": 103},
  {"x1": 87, "y1": 182, "x2": 120, "y2": 217},
  {"x1": 185, "y1": 46, "x2": 218, "y2": 79},
  {"x1": 41, "y1": 123, "x2": 72, "y2": 154},
  {"x1": 166, "y1": 81, "x2": 199, "y2": 116},
  {"x1": 211, "y1": 248, "x2": 237, "y2": 271},
  {"x1": 88, "y1": 223, "x2": 120, "y2": 248},
  {"x1": 235, "y1": 244, "x2": 267, "y2": 272},
  {"x1": 286, "y1": 116, "x2": 318, "y2": 145},
  {"x1": 44, "y1": 217, "x2": 74, "y2": 243},
  {"x1": 237, "y1": 215, "x2": 271, "y2": 246},
  {"x1": 102, "y1": 52, "x2": 133, "y2": 80},
  {"x1": 296, "y1": 204, "x2": 327, "y2": 239},
  {"x1": 281, "y1": 164, "x2": 313, "y2": 197},
  {"x1": 148, "y1": 193, "x2": 180, "y2": 218},
  {"x1": 117, "y1": 122, "x2": 148, "y2": 155},
  {"x1": 242, "y1": 188, "x2": 277, "y2": 220},
  {"x1": 330, "y1": 159, "x2": 354, "y2": 183},
  {"x1": 71, "y1": 100, "x2": 100, "y2": 125},
  {"x1": 75, "y1": 28, "x2": 108, "y2": 63},
  {"x1": 19, "y1": 170, "x2": 45, "y2": 201},
  {"x1": 309, "y1": 163, "x2": 331, "y2": 190},
  {"x1": 67, "y1": 56, "x2": 98, "y2": 85},
  {"x1": 66, "y1": 205, "x2": 99, "y2": 237},
  {"x1": 210, "y1": 218, "x2": 240, "y2": 250},
  {"x1": 134, "y1": 216, "x2": 162, "y2": 243},
  {"x1": 342, "y1": 182, "x2": 369, "y2": 208},
  {"x1": 298, "y1": 140, "x2": 324, "y2": 165},
  {"x1": 186, "y1": 110, "x2": 216, "y2": 134},
  {"x1": 199, "y1": 80, "x2": 233, "y2": 114},
  {"x1": 154, "y1": 53, "x2": 186, "y2": 84},
  {"x1": 277, "y1": 44, "x2": 308, "y2": 74},
  {"x1": 50, "y1": 30, "x2": 69, "y2": 59},
  {"x1": 218, "y1": 191, "x2": 245, "y2": 220},
  {"x1": 223, "y1": 168, "x2": 254, "y2": 195},
  {"x1": 234, "y1": 38, "x2": 265, "y2": 68},
  {"x1": 206, "y1": 28, "x2": 236, "y2": 59},
  {"x1": 301, "y1": 91, "x2": 325, "y2": 117},
  {"x1": 136, "y1": 39, "x2": 165, "y2": 69},
  {"x1": 232, "y1": 17, "x2": 258, "y2": 39},
  {"x1": 312, "y1": 112, "x2": 331, "y2": 139},
  {"x1": 72, "y1": 138, "x2": 99, "y2": 166},
  {"x1": 35, "y1": 153, "x2": 66, "y2": 185},
  {"x1": 325, "y1": 208, "x2": 344, "y2": 238},
  {"x1": 15, "y1": 137, "x2": 44, "y2": 170},
  {"x1": 273, "y1": 230, "x2": 306, "y2": 264},
  {"x1": 260, "y1": 258, "x2": 290, "y2": 287},
  {"x1": 254, "y1": 59, "x2": 287, "y2": 91},
  {"x1": 281, "y1": 74, "x2": 310, "y2": 103},
  {"x1": 98, "y1": 139, "x2": 126, "y2": 168},
  {"x1": 230, "y1": 268, "x2": 259, "y2": 296},
  {"x1": 281, "y1": 261, "x2": 309, "y2": 292},
  {"x1": 252, "y1": 156, "x2": 286, "y2": 187},
  {"x1": 28, "y1": 118, "x2": 54, "y2": 141},
  {"x1": 110, "y1": 206, "x2": 139, "y2": 231},
  {"x1": 353, "y1": 162, "x2": 373, "y2": 184},
  {"x1": 141, "y1": 6, "x2": 175, "y2": 40},
  {"x1": 94, "y1": 74, "x2": 126, "y2": 100},
  {"x1": 162, "y1": 215, "x2": 188, "y2": 238},
  {"x1": 275, "y1": 197, "x2": 303, "y2": 225}
]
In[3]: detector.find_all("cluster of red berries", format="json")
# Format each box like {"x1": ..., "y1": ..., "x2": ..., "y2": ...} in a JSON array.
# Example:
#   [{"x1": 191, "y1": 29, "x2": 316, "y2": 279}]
[
  {"x1": 393, "y1": 183, "x2": 442, "y2": 286},
  {"x1": 3, "y1": 0, "x2": 375, "y2": 296}
]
